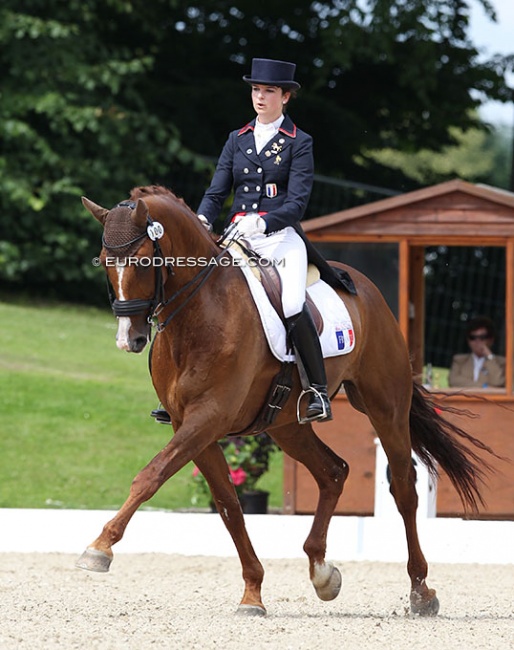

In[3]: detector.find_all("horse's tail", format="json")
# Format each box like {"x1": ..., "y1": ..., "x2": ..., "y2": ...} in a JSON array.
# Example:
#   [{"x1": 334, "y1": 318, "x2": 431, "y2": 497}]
[{"x1": 409, "y1": 382, "x2": 500, "y2": 513}]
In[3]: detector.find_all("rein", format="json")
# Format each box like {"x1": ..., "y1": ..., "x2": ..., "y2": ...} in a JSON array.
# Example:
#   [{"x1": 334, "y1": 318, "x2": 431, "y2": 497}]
[
  {"x1": 153, "y1": 248, "x2": 230, "y2": 332},
  {"x1": 104, "y1": 201, "x2": 229, "y2": 332},
  {"x1": 153, "y1": 224, "x2": 261, "y2": 331}
]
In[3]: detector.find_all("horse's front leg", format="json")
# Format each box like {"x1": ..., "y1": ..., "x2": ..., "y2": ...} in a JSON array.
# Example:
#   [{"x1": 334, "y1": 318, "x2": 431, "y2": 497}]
[
  {"x1": 194, "y1": 444, "x2": 266, "y2": 616},
  {"x1": 76, "y1": 419, "x2": 217, "y2": 573},
  {"x1": 271, "y1": 422, "x2": 349, "y2": 603}
]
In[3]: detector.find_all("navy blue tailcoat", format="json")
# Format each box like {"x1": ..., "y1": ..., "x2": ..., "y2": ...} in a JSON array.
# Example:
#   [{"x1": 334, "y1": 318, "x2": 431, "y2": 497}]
[{"x1": 197, "y1": 115, "x2": 356, "y2": 294}]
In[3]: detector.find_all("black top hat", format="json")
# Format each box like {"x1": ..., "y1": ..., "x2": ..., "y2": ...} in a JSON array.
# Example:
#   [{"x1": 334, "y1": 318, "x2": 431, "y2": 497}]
[{"x1": 243, "y1": 58, "x2": 300, "y2": 90}]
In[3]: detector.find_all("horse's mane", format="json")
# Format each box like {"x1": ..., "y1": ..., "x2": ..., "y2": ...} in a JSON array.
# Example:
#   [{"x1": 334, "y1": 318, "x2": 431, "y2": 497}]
[
  {"x1": 128, "y1": 184, "x2": 219, "y2": 245},
  {"x1": 129, "y1": 185, "x2": 196, "y2": 218}
]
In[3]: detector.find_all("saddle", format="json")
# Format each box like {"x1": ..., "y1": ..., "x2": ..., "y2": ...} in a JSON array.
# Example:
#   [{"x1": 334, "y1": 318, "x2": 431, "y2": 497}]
[
  {"x1": 228, "y1": 241, "x2": 323, "y2": 334},
  {"x1": 261, "y1": 264, "x2": 323, "y2": 334}
]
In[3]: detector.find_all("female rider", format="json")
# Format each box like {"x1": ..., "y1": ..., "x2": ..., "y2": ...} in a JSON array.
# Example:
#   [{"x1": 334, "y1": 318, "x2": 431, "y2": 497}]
[{"x1": 197, "y1": 58, "x2": 348, "y2": 422}]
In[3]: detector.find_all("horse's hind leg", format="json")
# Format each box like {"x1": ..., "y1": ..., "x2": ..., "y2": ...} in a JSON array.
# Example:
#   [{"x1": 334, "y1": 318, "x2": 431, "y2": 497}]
[
  {"x1": 387, "y1": 445, "x2": 439, "y2": 616},
  {"x1": 270, "y1": 421, "x2": 349, "y2": 603},
  {"x1": 363, "y1": 387, "x2": 440, "y2": 616}
]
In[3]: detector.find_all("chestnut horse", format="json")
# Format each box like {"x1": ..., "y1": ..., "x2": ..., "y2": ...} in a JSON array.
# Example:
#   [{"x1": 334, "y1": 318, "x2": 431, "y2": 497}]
[{"x1": 79, "y1": 185, "x2": 493, "y2": 617}]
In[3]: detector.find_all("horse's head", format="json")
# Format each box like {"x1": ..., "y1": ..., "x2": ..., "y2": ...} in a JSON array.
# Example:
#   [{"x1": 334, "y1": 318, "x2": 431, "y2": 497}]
[{"x1": 83, "y1": 195, "x2": 167, "y2": 353}]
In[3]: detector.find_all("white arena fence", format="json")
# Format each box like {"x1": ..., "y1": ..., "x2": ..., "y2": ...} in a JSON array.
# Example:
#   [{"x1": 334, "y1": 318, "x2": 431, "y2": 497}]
[{"x1": 0, "y1": 508, "x2": 512, "y2": 565}]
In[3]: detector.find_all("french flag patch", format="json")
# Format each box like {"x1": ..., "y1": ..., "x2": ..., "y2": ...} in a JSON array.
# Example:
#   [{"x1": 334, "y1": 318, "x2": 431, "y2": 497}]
[
  {"x1": 265, "y1": 183, "x2": 277, "y2": 198},
  {"x1": 336, "y1": 328, "x2": 354, "y2": 350}
]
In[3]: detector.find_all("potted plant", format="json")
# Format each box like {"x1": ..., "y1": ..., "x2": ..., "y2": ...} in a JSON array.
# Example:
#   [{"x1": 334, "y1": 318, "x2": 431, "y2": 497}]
[{"x1": 191, "y1": 433, "x2": 279, "y2": 513}]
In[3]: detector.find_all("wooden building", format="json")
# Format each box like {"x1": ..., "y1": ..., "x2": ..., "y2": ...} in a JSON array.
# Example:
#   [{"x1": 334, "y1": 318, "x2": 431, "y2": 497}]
[{"x1": 283, "y1": 179, "x2": 514, "y2": 519}]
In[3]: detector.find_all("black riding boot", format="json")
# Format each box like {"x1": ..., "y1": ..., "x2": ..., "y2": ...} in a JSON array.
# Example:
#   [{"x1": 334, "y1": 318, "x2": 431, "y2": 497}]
[{"x1": 286, "y1": 306, "x2": 333, "y2": 423}]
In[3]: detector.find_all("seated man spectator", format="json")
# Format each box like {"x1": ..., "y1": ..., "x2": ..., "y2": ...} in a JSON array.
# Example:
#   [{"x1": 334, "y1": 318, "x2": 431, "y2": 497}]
[{"x1": 449, "y1": 316, "x2": 506, "y2": 388}]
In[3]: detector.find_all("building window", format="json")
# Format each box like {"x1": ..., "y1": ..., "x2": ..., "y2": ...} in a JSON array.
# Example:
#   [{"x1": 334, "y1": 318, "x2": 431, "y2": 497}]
[{"x1": 424, "y1": 245, "x2": 505, "y2": 389}]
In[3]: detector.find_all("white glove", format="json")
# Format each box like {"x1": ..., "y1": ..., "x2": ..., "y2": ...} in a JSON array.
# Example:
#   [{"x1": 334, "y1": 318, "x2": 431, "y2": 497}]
[
  {"x1": 197, "y1": 214, "x2": 212, "y2": 232},
  {"x1": 233, "y1": 214, "x2": 266, "y2": 238}
]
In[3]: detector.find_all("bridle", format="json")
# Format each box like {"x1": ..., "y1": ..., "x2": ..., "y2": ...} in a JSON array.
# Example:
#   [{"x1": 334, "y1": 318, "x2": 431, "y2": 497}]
[
  {"x1": 103, "y1": 201, "x2": 230, "y2": 332},
  {"x1": 103, "y1": 201, "x2": 171, "y2": 323}
]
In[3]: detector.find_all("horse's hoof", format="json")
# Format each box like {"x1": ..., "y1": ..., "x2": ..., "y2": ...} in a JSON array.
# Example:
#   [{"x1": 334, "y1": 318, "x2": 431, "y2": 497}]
[
  {"x1": 311, "y1": 561, "x2": 342, "y2": 601},
  {"x1": 410, "y1": 591, "x2": 440, "y2": 617},
  {"x1": 76, "y1": 547, "x2": 113, "y2": 573},
  {"x1": 236, "y1": 604, "x2": 267, "y2": 617}
]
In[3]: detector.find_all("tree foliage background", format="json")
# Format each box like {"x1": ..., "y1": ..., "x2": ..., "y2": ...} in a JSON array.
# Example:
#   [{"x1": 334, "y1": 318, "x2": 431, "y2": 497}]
[{"x1": 1, "y1": 0, "x2": 513, "y2": 301}]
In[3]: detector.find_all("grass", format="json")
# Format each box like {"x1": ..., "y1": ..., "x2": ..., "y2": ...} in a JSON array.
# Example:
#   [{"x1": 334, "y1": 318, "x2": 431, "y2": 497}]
[{"x1": 0, "y1": 300, "x2": 283, "y2": 511}]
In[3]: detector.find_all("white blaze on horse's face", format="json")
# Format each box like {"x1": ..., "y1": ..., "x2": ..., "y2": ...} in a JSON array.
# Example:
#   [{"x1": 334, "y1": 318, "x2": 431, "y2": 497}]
[{"x1": 114, "y1": 264, "x2": 132, "y2": 351}]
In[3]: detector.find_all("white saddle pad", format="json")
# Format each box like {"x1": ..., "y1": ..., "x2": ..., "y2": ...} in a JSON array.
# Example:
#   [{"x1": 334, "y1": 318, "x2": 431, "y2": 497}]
[{"x1": 226, "y1": 247, "x2": 356, "y2": 362}]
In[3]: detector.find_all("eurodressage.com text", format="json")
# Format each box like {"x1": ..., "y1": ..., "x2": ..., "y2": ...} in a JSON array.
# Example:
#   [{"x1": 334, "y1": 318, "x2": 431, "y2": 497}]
[{"x1": 97, "y1": 256, "x2": 285, "y2": 268}]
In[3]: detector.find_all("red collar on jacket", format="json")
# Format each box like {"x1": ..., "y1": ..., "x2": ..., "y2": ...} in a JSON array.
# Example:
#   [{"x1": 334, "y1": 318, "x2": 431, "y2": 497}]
[{"x1": 238, "y1": 115, "x2": 297, "y2": 138}]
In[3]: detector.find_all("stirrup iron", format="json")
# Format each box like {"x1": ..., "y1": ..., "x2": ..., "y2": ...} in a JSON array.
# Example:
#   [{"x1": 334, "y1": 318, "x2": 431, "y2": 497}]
[{"x1": 296, "y1": 386, "x2": 330, "y2": 424}]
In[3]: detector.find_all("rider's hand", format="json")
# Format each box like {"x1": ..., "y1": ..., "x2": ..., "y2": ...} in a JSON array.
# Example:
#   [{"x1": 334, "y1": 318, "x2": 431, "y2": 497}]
[
  {"x1": 233, "y1": 214, "x2": 266, "y2": 238},
  {"x1": 197, "y1": 214, "x2": 212, "y2": 232}
]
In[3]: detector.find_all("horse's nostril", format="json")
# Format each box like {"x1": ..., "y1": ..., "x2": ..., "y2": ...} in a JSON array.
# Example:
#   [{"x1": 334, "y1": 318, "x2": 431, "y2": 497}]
[{"x1": 131, "y1": 336, "x2": 148, "y2": 352}]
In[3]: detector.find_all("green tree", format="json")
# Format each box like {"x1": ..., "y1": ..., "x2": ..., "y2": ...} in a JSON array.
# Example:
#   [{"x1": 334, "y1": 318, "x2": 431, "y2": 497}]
[
  {"x1": 361, "y1": 123, "x2": 514, "y2": 188},
  {"x1": 486, "y1": 125, "x2": 514, "y2": 189},
  {"x1": 0, "y1": 1, "x2": 201, "y2": 300}
]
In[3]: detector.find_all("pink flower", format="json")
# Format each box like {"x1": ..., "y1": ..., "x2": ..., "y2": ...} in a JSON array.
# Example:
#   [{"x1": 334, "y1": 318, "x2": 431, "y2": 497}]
[
  {"x1": 192, "y1": 465, "x2": 201, "y2": 478},
  {"x1": 230, "y1": 467, "x2": 247, "y2": 486}
]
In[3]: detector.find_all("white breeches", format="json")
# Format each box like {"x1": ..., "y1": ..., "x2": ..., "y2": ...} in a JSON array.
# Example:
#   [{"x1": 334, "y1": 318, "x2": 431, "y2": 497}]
[{"x1": 245, "y1": 227, "x2": 307, "y2": 319}]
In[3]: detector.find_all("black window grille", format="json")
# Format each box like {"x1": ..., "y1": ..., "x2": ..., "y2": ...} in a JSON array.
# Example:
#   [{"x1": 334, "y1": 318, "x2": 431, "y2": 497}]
[{"x1": 424, "y1": 246, "x2": 505, "y2": 368}]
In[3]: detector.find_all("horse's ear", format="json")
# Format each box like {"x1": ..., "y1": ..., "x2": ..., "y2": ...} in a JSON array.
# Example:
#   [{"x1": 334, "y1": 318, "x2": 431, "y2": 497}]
[
  {"x1": 82, "y1": 197, "x2": 109, "y2": 224},
  {"x1": 132, "y1": 198, "x2": 149, "y2": 228}
]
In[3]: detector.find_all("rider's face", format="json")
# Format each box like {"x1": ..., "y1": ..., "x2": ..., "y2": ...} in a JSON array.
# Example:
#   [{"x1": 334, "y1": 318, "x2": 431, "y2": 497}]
[{"x1": 251, "y1": 85, "x2": 290, "y2": 124}]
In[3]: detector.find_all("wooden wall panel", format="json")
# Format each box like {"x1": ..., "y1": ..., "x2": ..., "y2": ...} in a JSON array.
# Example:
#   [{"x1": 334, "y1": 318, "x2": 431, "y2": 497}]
[{"x1": 284, "y1": 396, "x2": 514, "y2": 519}]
